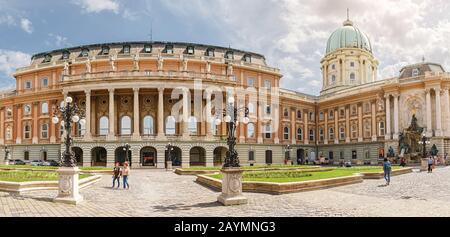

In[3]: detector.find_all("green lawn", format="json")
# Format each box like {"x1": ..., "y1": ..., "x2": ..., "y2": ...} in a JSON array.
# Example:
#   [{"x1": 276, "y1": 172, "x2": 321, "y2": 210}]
[
  {"x1": 0, "y1": 165, "x2": 111, "y2": 171},
  {"x1": 184, "y1": 165, "x2": 320, "y2": 171},
  {"x1": 0, "y1": 170, "x2": 91, "y2": 182},
  {"x1": 208, "y1": 166, "x2": 401, "y2": 183}
]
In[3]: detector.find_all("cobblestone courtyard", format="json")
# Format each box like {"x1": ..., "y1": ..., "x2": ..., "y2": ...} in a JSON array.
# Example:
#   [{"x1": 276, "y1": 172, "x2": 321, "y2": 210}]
[{"x1": 2, "y1": 167, "x2": 450, "y2": 217}]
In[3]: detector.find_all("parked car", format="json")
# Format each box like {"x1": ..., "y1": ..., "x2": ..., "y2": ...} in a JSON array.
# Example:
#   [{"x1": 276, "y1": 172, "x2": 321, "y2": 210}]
[
  {"x1": 30, "y1": 160, "x2": 43, "y2": 166},
  {"x1": 13, "y1": 159, "x2": 26, "y2": 165},
  {"x1": 48, "y1": 160, "x2": 60, "y2": 167}
]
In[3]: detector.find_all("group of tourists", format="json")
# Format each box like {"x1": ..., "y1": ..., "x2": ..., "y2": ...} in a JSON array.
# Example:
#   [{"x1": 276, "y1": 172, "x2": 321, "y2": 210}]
[{"x1": 112, "y1": 162, "x2": 130, "y2": 189}]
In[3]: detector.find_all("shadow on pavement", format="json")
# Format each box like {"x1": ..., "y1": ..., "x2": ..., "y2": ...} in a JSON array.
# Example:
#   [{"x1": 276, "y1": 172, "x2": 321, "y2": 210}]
[{"x1": 152, "y1": 201, "x2": 221, "y2": 212}]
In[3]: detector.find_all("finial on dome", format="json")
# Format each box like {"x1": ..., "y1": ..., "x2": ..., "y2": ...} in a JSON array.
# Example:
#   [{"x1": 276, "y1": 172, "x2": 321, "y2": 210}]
[{"x1": 343, "y1": 8, "x2": 353, "y2": 26}]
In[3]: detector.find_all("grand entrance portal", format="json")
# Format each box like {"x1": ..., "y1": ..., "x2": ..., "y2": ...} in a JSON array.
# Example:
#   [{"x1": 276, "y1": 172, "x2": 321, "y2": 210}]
[
  {"x1": 141, "y1": 147, "x2": 157, "y2": 167},
  {"x1": 297, "y1": 149, "x2": 305, "y2": 164},
  {"x1": 115, "y1": 147, "x2": 132, "y2": 166},
  {"x1": 91, "y1": 147, "x2": 107, "y2": 167},
  {"x1": 165, "y1": 146, "x2": 182, "y2": 166}
]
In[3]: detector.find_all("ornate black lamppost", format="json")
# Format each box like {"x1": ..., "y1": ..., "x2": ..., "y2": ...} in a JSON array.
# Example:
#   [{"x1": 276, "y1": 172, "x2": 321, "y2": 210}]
[
  {"x1": 123, "y1": 143, "x2": 131, "y2": 164},
  {"x1": 418, "y1": 133, "x2": 431, "y2": 158},
  {"x1": 166, "y1": 143, "x2": 173, "y2": 170},
  {"x1": 285, "y1": 145, "x2": 292, "y2": 165},
  {"x1": 51, "y1": 96, "x2": 85, "y2": 204},
  {"x1": 215, "y1": 96, "x2": 249, "y2": 206},
  {"x1": 418, "y1": 133, "x2": 431, "y2": 172}
]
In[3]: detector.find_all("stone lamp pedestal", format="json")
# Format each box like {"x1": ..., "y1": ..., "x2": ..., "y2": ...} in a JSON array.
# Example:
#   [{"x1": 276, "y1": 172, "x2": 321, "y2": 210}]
[
  {"x1": 421, "y1": 158, "x2": 428, "y2": 172},
  {"x1": 166, "y1": 160, "x2": 173, "y2": 170},
  {"x1": 217, "y1": 168, "x2": 247, "y2": 206},
  {"x1": 54, "y1": 167, "x2": 83, "y2": 205}
]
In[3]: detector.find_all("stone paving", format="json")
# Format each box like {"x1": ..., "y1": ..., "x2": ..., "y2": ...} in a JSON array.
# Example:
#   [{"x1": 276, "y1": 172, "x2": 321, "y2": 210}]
[{"x1": 1, "y1": 166, "x2": 450, "y2": 217}]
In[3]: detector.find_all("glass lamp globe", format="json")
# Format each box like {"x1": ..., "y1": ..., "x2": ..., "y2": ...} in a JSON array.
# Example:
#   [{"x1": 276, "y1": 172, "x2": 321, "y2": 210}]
[
  {"x1": 61, "y1": 120, "x2": 65, "y2": 126},
  {"x1": 52, "y1": 116, "x2": 59, "y2": 124},
  {"x1": 65, "y1": 96, "x2": 73, "y2": 104},
  {"x1": 72, "y1": 115, "x2": 80, "y2": 123},
  {"x1": 215, "y1": 118, "x2": 222, "y2": 125},
  {"x1": 79, "y1": 118, "x2": 86, "y2": 125},
  {"x1": 243, "y1": 117, "x2": 250, "y2": 124},
  {"x1": 224, "y1": 115, "x2": 232, "y2": 123}
]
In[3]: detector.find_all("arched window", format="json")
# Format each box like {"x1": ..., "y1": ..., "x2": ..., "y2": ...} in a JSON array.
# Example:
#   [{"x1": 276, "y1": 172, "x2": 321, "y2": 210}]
[
  {"x1": 350, "y1": 73, "x2": 355, "y2": 82},
  {"x1": 283, "y1": 108, "x2": 289, "y2": 118},
  {"x1": 331, "y1": 75, "x2": 336, "y2": 85},
  {"x1": 6, "y1": 126, "x2": 12, "y2": 140},
  {"x1": 265, "y1": 124, "x2": 272, "y2": 139},
  {"x1": 121, "y1": 116, "x2": 132, "y2": 135},
  {"x1": 41, "y1": 123, "x2": 49, "y2": 139},
  {"x1": 379, "y1": 121, "x2": 385, "y2": 136},
  {"x1": 248, "y1": 103, "x2": 254, "y2": 114},
  {"x1": 309, "y1": 129, "x2": 315, "y2": 141},
  {"x1": 297, "y1": 128, "x2": 303, "y2": 141},
  {"x1": 319, "y1": 128, "x2": 324, "y2": 141},
  {"x1": 24, "y1": 124, "x2": 31, "y2": 139},
  {"x1": 99, "y1": 116, "x2": 109, "y2": 136},
  {"x1": 166, "y1": 116, "x2": 176, "y2": 135},
  {"x1": 41, "y1": 102, "x2": 48, "y2": 114},
  {"x1": 77, "y1": 121, "x2": 85, "y2": 136},
  {"x1": 351, "y1": 124, "x2": 357, "y2": 138},
  {"x1": 188, "y1": 116, "x2": 198, "y2": 135},
  {"x1": 143, "y1": 116, "x2": 154, "y2": 135},
  {"x1": 283, "y1": 127, "x2": 289, "y2": 140},
  {"x1": 339, "y1": 127, "x2": 345, "y2": 140},
  {"x1": 297, "y1": 110, "x2": 302, "y2": 119},
  {"x1": 329, "y1": 128, "x2": 335, "y2": 140},
  {"x1": 247, "y1": 123, "x2": 255, "y2": 138}
]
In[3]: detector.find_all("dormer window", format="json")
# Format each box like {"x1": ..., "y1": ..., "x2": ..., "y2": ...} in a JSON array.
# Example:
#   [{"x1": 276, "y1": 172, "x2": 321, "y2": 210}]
[
  {"x1": 144, "y1": 44, "x2": 152, "y2": 53},
  {"x1": 412, "y1": 68, "x2": 420, "y2": 77},
  {"x1": 165, "y1": 45, "x2": 174, "y2": 54},
  {"x1": 81, "y1": 48, "x2": 89, "y2": 57},
  {"x1": 123, "y1": 45, "x2": 131, "y2": 54},
  {"x1": 243, "y1": 54, "x2": 251, "y2": 63},
  {"x1": 43, "y1": 54, "x2": 52, "y2": 63},
  {"x1": 206, "y1": 48, "x2": 215, "y2": 57},
  {"x1": 62, "y1": 51, "x2": 70, "y2": 60},
  {"x1": 101, "y1": 46, "x2": 110, "y2": 55},
  {"x1": 186, "y1": 46, "x2": 194, "y2": 55},
  {"x1": 225, "y1": 51, "x2": 234, "y2": 60}
]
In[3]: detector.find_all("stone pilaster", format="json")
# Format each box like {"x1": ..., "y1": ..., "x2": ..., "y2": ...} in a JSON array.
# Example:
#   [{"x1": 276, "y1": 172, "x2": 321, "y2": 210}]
[
  {"x1": 385, "y1": 94, "x2": 391, "y2": 140},
  {"x1": 393, "y1": 93, "x2": 399, "y2": 140},
  {"x1": 425, "y1": 89, "x2": 432, "y2": 137},
  {"x1": 84, "y1": 90, "x2": 92, "y2": 141},
  {"x1": 435, "y1": 88, "x2": 442, "y2": 136},
  {"x1": 107, "y1": 88, "x2": 116, "y2": 141},
  {"x1": 132, "y1": 88, "x2": 140, "y2": 140},
  {"x1": 157, "y1": 87, "x2": 165, "y2": 139}
]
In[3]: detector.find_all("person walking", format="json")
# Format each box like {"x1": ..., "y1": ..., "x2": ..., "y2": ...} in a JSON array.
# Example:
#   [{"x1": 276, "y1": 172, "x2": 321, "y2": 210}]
[
  {"x1": 383, "y1": 158, "x2": 392, "y2": 186},
  {"x1": 428, "y1": 156, "x2": 434, "y2": 173},
  {"x1": 122, "y1": 161, "x2": 130, "y2": 190},
  {"x1": 112, "y1": 162, "x2": 122, "y2": 189}
]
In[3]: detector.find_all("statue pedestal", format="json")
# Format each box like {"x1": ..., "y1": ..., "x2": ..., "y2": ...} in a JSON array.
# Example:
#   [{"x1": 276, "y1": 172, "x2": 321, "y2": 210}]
[
  {"x1": 53, "y1": 167, "x2": 83, "y2": 205},
  {"x1": 217, "y1": 168, "x2": 247, "y2": 206},
  {"x1": 166, "y1": 160, "x2": 173, "y2": 170},
  {"x1": 421, "y1": 159, "x2": 428, "y2": 172}
]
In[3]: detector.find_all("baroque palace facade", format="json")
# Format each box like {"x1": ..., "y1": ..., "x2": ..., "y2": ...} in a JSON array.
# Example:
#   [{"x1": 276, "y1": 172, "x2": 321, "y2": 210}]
[{"x1": 1, "y1": 17, "x2": 450, "y2": 168}]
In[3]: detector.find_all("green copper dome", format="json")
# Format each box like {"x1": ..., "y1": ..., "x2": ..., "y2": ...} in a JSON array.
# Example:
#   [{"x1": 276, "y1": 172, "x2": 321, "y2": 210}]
[{"x1": 326, "y1": 19, "x2": 372, "y2": 54}]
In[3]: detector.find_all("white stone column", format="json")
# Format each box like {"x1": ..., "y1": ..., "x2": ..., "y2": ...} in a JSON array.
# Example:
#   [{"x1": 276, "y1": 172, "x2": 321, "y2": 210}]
[
  {"x1": 157, "y1": 87, "x2": 165, "y2": 138},
  {"x1": 107, "y1": 88, "x2": 116, "y2": 140},
  {"x1": 0, "y1": 108, "x2": 4, "y2": 145},
  {"x1": 205, "y1": 90, "x2": 213, "y2": 140},
  {"x1": 435, "y1": 88, "x2": 442, "y2": 136},
  {"x1": 371, "y1": 100, "x2": 377, "y2": 141},
  {"x1": 385, "y1": 95, "x2": 391, "y2": 140},
  {"x1": 84, "y1": 90, "x2": 92, "y2": 140},
  {"x1": 132, "y1": 88, "x2": 140, "y2": 140},
  {"x1": 444, "y1": 88, "x2": 450, "y2": 136},
  {"x1": 426, "y1": 89, "x2": 432, "y2": 137},
  {"x1": 393, "y1": 93, "x2": 399, "y2": 140},
  {"x1": 182, "y1": 88, "x2": 190, "y2": 138}
]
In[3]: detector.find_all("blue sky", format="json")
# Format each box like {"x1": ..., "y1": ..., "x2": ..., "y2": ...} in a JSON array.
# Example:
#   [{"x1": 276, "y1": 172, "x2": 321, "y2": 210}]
[{"x1": 2, "y1": 0, "x2": 450, "y2": 95}]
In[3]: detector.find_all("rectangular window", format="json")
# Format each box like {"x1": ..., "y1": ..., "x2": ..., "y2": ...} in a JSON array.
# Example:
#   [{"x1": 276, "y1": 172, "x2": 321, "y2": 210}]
[
  {"x1": 265, "y1": 125, "x2": 272, "y2": 139},
  {"x1": 264, "y1": 80, "x2": 271, "y2": 89},
  {"x1": 319, "y1": 129, "x2": 324, "y2": 141},
  {"x1": 352, "y1": 150, "x2": 357, "y2": 159},
  {"x1": 319, "y1": 111, "x2": 324, "y2": 121},
  {"x1": 42, "y1": 78, "x2": 49, "y2": 88},
  {"x1": 25, "y1": 81, "x2": 32, "y2": 89},
  {"x1": 248, "y1": 151, "x2": 255, "y2": 161},
  {"x1": 144, "y1": 45, "x2": 152, "y2": 53},
  {"x1": 247, "y1": 78, "x2": 255, "y2": 87},
  {"x1": 24, "y1": 151, "x2": 30, "y2": 161},
  {"x1": 266, "y1": 105, "x2": 271, "y2": 115},
  {"x1": 41, "y1": 124, "x2": 48, "y2": 139}
]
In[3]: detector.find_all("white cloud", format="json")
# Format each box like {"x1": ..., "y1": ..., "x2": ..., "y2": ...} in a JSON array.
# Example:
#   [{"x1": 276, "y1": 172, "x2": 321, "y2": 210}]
[
  {"x1": 0, "y1": 15, "x2": 15, "y2": 26},
  {"x1": 73, "y1": 0, "x2": 120, "y2": 14},
  {"x1": 20, "y1": 18, "x2": 33, "y2": 34},
  {"x1": 47, "y1": 33, "x2": 72, "y2": 48},
  {"x1": 160, "y1": 0, "x2": 450, "y2": 95},
  {"x1": 0, "y1": 49, "x2": 31, "y2": 75}
]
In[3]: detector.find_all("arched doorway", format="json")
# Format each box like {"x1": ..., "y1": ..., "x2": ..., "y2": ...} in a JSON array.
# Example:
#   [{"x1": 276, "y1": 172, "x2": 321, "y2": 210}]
[
  {"x1": 213, "y1": 147, "x2": 228, "y2": 167},
  {"x1": 141, "y1": 146, "x2": 157, "y2": 167},
  {"x1": 297, "y1": 149, "x2": 305, "y2": 164},
  {"x1": 165, "y1": 146, "x2": 182, "y2": 166},
  {"x1": 72, "y1": 147, "x2": 83, "y2": 165},
  {"x1": 91, "y1": 147, "x2": 107, "y2": 167},
  {"x1": 265, "y1": 150, "x2": 273, "y2": 165},
  {"x1": 115, "y1": 147, "x2": 132, "y2": 166},
  {"x1": 190, "y1": 147, "x2": 206, "y2": 166}
]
